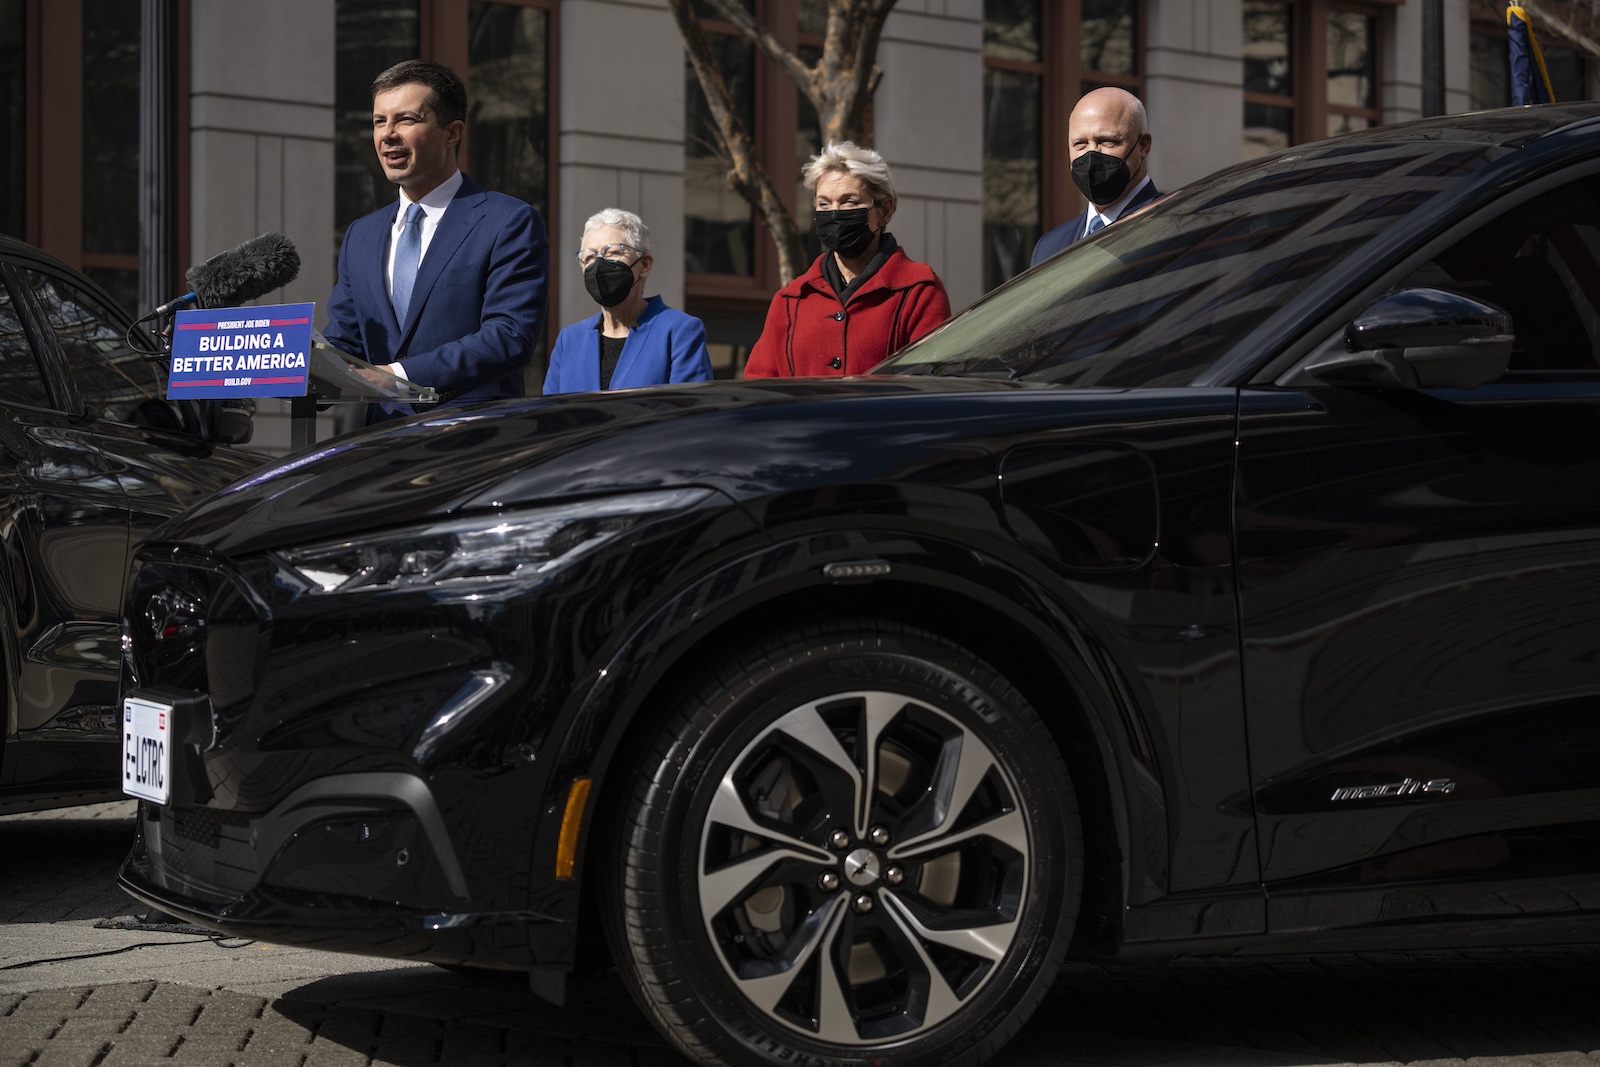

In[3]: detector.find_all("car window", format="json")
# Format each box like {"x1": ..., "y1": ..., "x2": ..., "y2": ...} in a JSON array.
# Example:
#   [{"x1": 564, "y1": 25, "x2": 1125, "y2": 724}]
[
  {"x1": 0, "y1": 278, "x2": 54, "y2": 409},
  {"x1": 879, "y1": 142, "x2": 1497, "y2": 388},
  {"x1": 17, "y1": 269, "x2": 185, "y2": 430},
  {"x1": 1401, "y1": 174, "x2": 1600, "y2": 374}
]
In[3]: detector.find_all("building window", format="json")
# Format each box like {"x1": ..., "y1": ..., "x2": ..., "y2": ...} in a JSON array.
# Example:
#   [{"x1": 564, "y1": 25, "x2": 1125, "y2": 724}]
[
  {"x1": 334, "y1": 1, "x2": 421, "y2": 260},
  {"x1": 1324, "y1": 7, "x2": 1378, "y2": 136},
  {"x1": 81, "y1": 0, "x2": 141, "y2": 313},
  {"x1": 1243, "y1": 0, "x2": 1382, "y2": 160},
  {"x1": 981, "y1": 0, "x2": 1143, "y2": 291},
  {"x1": 683, "y1": 0, "x2": 821, "y2": 377},
  {"x1": 685, "y1": 21, "x2": 758, "y2": 277},
  {"x1": 466, "y1": 2, "x2": 552, "y2": 223},
  {"x1": 0, "y1": 0, "x2": 24, "y2": 241},
  {"x1": 983, "y1": 0, "x2": 1044, "y2": 291}
]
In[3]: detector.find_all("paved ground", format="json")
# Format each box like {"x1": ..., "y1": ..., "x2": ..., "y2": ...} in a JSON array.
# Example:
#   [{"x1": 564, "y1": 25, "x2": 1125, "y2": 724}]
[{"x1": 3, "y1": 802, "x2": 1600, "y2": 1067}]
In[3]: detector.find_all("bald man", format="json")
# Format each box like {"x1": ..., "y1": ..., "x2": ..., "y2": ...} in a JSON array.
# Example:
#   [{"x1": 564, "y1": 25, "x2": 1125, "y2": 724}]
[{"x1": 1030, "y1": 87, "x2": 1159, "y2": 266}]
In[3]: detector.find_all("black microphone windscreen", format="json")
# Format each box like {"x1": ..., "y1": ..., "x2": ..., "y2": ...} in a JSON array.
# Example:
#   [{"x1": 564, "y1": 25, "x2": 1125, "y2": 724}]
[{"x1": 185, "y1": 232, "x2": 301, "y2": 309}]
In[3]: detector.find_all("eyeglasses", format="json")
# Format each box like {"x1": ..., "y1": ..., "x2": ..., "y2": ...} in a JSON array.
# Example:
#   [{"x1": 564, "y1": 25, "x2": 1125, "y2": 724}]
[{"x1": 574, "y1": 243, "x2": 641, "y2": 268}]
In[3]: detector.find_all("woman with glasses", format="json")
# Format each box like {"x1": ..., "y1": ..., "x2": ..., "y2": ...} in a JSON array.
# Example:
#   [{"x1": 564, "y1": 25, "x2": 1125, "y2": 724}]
[
  {"x1": 543, "y1": 208, "x2": 713, "y2": 394},
  {"x1": 744, "y1": 141, "x2": 951, "y2": 378}
]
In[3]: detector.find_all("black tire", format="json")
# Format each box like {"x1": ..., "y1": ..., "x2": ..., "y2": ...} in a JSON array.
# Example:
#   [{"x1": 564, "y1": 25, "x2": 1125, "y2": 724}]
[{"x1": 604, "y1": 620, "x2": 1082, "y2": 1067}]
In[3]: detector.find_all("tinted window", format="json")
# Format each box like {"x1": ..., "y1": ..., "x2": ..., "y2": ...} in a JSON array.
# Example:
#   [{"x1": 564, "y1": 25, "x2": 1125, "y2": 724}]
[
  {"x1": 1414, "y1": 174, "x2": 1600, "y2": 374},
  {"x1": 880, "y1": 141, "x2": 1500, "y2": 388},
  {"x1": 0, "y1": 276, "x2": 51, "y2": 408},
  {"x1": 18, "y1": 269, "x2": 183, "y2": 429}
]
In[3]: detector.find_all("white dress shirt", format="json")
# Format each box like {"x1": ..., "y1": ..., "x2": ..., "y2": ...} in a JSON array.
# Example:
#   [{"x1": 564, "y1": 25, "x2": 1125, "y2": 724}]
[
  {"x1": 382, "y1": 169, "x2": 463, "y2": 378},
  {"x1": 1083, "y1": 174, "x2": 1154, "y2": 238}
]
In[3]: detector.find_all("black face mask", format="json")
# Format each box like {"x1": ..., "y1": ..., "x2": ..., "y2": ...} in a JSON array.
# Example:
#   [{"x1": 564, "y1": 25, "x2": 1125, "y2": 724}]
[
  {"x1": 584, "y1": 257, "x2": 636, "y2": 308},
  {"x1": 1071, "y1": 150, "x2": 1133, "y2": 206},
  {"x1": 814, "y1": 208, "x2": 877, "y2": 258}
]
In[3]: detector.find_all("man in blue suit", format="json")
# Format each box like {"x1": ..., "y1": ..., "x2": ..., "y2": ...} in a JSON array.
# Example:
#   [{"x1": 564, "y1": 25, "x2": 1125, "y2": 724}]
[
  {"x1": 324, "y1": 60, "x2": 547, "y2": 422},
  {"x1": 1030, "y1": 87, "x2": 1160, "y2": 267}
]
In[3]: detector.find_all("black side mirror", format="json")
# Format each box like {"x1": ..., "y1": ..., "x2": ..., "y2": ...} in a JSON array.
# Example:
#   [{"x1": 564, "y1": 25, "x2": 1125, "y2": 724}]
[
  {"x1": 1304, "y1": 288, "x2": 1513, "y2": 390},
  {"x1": 209, "y1": 398, "x2": 256, "y2": 444}
]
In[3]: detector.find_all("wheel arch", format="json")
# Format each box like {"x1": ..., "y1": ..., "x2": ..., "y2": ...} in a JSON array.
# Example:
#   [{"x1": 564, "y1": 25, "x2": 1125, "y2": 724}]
[{"x1": 564, "y1": 543, "x2": 1155, "y2": 967}]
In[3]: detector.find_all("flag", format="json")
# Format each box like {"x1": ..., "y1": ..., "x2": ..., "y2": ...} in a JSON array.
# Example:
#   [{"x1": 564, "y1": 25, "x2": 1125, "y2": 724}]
[{"x1": 1507, "y1": 6, "x2": 1556, "y2": 105}]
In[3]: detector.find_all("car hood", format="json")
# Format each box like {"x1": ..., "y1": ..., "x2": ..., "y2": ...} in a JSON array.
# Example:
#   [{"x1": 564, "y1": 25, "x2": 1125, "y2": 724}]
[{"x1": 149, "y1": 376, "x2": 1223, "y2": 556}]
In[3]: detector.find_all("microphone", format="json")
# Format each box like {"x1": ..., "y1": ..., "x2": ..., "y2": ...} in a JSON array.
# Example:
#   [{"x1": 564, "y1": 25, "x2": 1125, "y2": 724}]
[{"x1": 183, "y1": 231, "x2": 301, "y2": 310}]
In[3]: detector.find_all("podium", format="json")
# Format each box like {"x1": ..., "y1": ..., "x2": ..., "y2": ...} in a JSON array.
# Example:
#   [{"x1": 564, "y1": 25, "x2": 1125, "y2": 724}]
[{"x1": 289, "y1": 342, "x2": 440, "y2": 449}]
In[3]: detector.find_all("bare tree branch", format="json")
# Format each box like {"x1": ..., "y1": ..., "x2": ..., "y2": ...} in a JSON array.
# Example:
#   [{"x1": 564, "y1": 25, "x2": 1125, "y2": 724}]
[
  {"x1": 700, "y1": 0, "x2": 816, "y2": 92},
  {"x1": 1522, "y1": 0, "x2": 1600, "y2": 59},
  {"x1": 668, "y1": 0, "x2": 809, "y2": 283}
]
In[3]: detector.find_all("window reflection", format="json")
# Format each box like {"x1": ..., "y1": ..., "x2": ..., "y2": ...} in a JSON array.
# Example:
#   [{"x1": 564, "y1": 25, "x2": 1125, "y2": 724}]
[
  {"x1": 1470, "y1": 34, "x2": 1510, "y2": 110},
  {"x1": 685, "y1": 37, "x2": 755, "y2": 276},
  {"x1": 983, "y1": 0, "x2": 1043, "y2": 292},
  {"x1": 984, "y1": 68, "x2": 1042, "y2": 290},
  {"x1": 468, "y1": 3, "x2": 550, "y2": 219},
  {"x1": 334, "y1": 0, "x2": 421, "y2": 258},
  {"x1": 1326, "y1": 11, "x2": 1374, "y2": 110},
  {"x1": 1245, "y1": 102, "x2": 1293, "y2": 158},
  {"x1": 985, "y1": 0, "x2": 1043, "y2": 63},
  {"x1": 22, "y1": 270, "x2": 179, "y2": 428},
  {"x1": 82, "y1": 0, "x2": 139, "y2": 310},
  {"x1": 1081, "y1": 0, "x2": 1136, "y2": 76},
  {"x1": 1243, "y1": 1, "x2": 1293, "y2": 96},
  {"x1": 1544, "y1": 46, "x2": 1590, "y2": 102},
  {"x1": 0, "y1": 280, "x2": 52, "y2": 409},
  {"x1": 796, "y1": 43, "x2": 824, "y2": 265}
]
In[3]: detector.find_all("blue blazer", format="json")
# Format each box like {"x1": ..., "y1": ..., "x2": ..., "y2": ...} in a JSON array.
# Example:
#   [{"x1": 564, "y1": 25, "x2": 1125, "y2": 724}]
[
  {"x1": 323, "y1": 174, "x2": 548, "y2": 416},
  {"x1": 1029, "y1": 180, "x2": 1162, "y2": 267},
  {"x1": 543, "y1": 296, "x2": 713, "y2": 394}
]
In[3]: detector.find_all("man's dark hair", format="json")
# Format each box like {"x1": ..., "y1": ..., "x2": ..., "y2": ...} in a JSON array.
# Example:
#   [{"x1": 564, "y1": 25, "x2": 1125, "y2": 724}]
[{"x1": 372, "y1": 60, "x2": 467, "y2": 128}]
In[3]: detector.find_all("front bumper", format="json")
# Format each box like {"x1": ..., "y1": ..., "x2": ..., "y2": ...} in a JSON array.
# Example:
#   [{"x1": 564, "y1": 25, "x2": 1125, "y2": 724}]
[{"x1": 118, "y1": 768, "x2": 570, "y2": 967}]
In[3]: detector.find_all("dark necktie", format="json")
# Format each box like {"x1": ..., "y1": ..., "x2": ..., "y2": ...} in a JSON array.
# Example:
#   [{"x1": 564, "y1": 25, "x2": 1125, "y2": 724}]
[
  {"x1": 391, "y1": 202, "x2": 425, "y2": 323},
  {"x1": 1085, "y1": 214, "x2": 1106, "y2": 237}
]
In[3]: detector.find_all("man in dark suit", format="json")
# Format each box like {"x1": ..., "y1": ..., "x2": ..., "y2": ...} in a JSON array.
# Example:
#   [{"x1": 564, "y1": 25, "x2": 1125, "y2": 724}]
[
  {"x1": 324, "y1": 60, "x2": 547, "y2": 421},
  {"x1": 1030, "y1": 87, "x2": 1160, "y2": 267}
]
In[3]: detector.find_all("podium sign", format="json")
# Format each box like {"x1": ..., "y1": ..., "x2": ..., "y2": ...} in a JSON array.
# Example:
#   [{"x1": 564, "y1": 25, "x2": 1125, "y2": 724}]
[{"x1": 167, "y1": 302, "x2": 314, "y2": 399}]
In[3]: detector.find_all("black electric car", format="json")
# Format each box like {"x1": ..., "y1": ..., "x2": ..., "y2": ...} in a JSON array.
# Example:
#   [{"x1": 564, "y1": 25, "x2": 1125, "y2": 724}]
[
  {"x1": 0, "y1": 238, "x2": 260, "y2": 815},
  {"x1": 122, "y1": 104, "x2": 1600, "y2": 1067}
]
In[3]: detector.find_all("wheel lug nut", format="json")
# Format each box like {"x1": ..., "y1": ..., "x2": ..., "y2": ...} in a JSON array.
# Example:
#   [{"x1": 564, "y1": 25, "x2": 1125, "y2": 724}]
[
  {"x1": 852, "y1": 892, "x2": 874, "y2": 914},
  {"x1": 828, "y1": 829, "x2": 850, "y2": 850},
  {"x1": 818, "y1": 871, "x2": 840, "y2": 891},
  {"x1": 868, "y1": 826, "x2": 890, "y2": 846},
  {"x1": 885, "y1": 866, "x2": 904, "y2": 885}
]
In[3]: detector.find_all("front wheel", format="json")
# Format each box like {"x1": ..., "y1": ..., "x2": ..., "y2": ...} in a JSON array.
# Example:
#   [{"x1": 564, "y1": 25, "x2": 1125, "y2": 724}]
[{"x1": 606, "y1": 621, "x2": 1082, "y2": 1067}]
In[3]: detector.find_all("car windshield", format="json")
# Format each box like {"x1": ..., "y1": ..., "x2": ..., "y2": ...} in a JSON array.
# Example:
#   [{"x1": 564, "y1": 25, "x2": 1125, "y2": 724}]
[{"x1": 879, "y1": 138, "x2": 1503, "y2": 388}]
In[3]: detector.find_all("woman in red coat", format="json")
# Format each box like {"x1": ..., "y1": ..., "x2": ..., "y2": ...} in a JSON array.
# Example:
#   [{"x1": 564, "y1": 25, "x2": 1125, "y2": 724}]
[{"x1": 744, "y1": 141, "x2": 952, "y2": 378}]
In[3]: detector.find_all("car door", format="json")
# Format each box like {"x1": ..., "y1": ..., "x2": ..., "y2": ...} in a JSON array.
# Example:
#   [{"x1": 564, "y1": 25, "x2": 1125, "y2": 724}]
[
  {"x1": 1235, "y1": 165, "x2": 1600, "y2": 937},
  {"x1": 0, "y1": 265, "x2": 132, "y2": 805}
]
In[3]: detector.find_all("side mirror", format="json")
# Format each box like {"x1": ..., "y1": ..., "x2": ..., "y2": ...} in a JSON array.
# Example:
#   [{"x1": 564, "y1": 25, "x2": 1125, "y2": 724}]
[
  {"x1": 211, "y1": 398, "x2": 255, "y2": 445},
  {"x1": 1304, "y1": 288, "x2": 1513, "y2": 390}
]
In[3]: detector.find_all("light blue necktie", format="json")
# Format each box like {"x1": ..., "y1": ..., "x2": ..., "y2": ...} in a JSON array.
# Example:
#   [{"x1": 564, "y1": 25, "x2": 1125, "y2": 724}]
[
  {"x1": 391, "y1": 202, "x2": 425, "y2": 323},
  {"x1": 1085, "y1": 214, "x2": 1106, "y2": 237}
]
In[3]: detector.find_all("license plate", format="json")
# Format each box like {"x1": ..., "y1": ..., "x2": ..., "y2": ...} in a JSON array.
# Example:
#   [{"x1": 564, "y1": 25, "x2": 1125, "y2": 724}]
[{"x1": 122, "y1": 695, "x2": 173, "y2": 804}]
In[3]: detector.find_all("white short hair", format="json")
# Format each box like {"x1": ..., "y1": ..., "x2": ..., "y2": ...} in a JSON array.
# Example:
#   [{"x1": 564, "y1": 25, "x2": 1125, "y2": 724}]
[
  {"x1": 802, "y1": 141, "x2": 896, "y2": 207},
  {"x1": 581, "y1": 207, "x2": 651, "y2": 254}
]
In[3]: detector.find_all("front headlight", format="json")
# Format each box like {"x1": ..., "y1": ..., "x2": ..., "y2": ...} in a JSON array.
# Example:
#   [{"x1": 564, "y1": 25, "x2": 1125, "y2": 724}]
[{"x1": 278, "y1": 488, "x2": 713, "y2": 595}]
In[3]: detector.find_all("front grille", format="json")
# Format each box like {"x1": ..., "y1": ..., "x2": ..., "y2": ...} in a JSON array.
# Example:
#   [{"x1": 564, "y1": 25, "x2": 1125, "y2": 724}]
[
  {"x1": 169, "y1": 805, "x2": 252, "y2": 849},
  {"x1": 152, "y1": 804, "x2": 259, "y2": 897}
]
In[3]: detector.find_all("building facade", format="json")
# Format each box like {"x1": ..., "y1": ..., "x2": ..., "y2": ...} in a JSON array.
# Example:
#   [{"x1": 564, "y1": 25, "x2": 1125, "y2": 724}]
[{"x1": 0, "y1": 0, "x2": 1593, "y2": 450}]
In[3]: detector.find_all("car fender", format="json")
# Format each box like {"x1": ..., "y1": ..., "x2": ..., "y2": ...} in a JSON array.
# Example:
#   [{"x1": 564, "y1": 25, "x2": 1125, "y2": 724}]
[{"x1": 533, "y1": 527, "x2": 1158, "y2": 955}]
